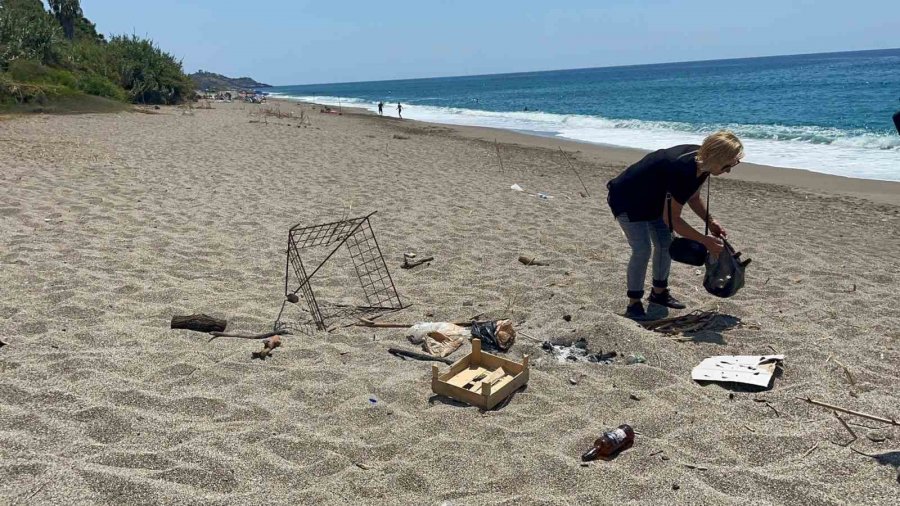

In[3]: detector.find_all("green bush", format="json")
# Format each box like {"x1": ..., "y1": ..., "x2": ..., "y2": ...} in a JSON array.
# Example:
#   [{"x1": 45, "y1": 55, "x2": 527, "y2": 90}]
[
  {"x1": 0, "y1": 0, "x2": 193, "y2": 107},
  {"x1": 7, "y1": 59, "x2": 77, "y2": 88},
  {"x1": 69, "y1": 39, "x2": 110, "y2": 77},
  {"x1": 76, "y1": 73, "x2": 124, "y2": 100}
]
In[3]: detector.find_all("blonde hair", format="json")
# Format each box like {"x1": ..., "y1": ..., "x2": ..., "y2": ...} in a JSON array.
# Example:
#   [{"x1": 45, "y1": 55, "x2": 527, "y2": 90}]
[{"x1": 697, "y1": 130, "x2": 744, "y2": 171}]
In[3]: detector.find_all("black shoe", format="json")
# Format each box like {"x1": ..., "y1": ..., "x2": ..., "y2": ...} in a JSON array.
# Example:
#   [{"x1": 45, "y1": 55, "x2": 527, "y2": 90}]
[
  {"x1": 625, "y1": 302, "x2": 646, "y2": 319},
  {"x1": 648, "y1": 289, "x2": 686, "y2": 309}
]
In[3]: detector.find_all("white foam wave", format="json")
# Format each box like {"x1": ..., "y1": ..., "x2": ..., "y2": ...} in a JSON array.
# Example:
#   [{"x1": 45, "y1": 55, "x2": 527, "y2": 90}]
[{"x1": 272, "y1": 93, "x2": 900, "y2": 181}]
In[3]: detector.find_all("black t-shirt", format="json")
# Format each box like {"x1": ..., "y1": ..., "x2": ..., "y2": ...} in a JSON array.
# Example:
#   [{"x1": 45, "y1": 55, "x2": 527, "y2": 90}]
[{"x1": 606, "y1": 144, "x2": 708, "y2": 221}]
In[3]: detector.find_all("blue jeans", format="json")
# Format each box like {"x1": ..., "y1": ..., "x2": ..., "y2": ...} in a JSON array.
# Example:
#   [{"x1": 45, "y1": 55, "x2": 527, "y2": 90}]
[{"x1": 616, "y1": 214, "x2": 672, "y2": 299}]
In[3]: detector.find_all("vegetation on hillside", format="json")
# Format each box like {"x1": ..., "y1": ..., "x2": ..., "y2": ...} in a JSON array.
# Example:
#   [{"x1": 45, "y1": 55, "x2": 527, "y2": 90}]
[
  {"x1": 0, "y1": 0, "x2": 193, "y2": 111},
  {"x1": 190, "y1": 70, "x2": 271, "y2": 92}
]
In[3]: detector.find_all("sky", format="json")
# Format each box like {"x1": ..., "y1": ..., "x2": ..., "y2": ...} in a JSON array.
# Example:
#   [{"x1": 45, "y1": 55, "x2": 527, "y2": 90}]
[{"x1": 73, "y1": 0, "x2": 900, "y2": 86}]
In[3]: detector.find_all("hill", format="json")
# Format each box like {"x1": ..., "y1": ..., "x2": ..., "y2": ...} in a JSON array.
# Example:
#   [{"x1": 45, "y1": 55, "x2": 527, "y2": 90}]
[{"x1": 190, "y1": 71, "x2": 272, "y2": 91}]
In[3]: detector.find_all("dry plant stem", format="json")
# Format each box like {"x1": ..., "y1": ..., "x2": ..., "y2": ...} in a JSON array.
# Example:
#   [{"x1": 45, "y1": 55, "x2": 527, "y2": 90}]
[
  {"x1": 832, "y1": 358, "x2": 856, "y2": 386},
  {"x1": 801, "y1": 442, "x2": 820, "y2": 458},
  {"x1": 848, "y1": 447, "x2": 878, "y2": 458},
  {"x1": 797, "y1": 397, "x2": 900, "y2": 426},
  {"x1": 517, "y1": 331, "x2": 543, "y2": 343},
  {"x1": 518, "y1": 256, "x2": 549, "y2": 266},
  {"x1": 641, "y1": 310, "x2": 716, "y2": 334},
  {"x1": 833, "y1": 412, "x2": 858, "y2": 446},
  {"x1": 356, "y1": 318, "x2": 479, "y2": 328},
  {"x1": 558, "y1": 148, "x2": 590, "y2": 197},
  {"x1": 207, "y1": 330, "x2": 287, "y2": 343},
  {"x1": 494, "y1": 139, "x2": 505, "y2": 173}
]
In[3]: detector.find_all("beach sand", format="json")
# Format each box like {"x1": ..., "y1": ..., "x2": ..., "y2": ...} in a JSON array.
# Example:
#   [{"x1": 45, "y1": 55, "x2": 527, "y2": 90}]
[{"x1": 1, "y1": 101, "x2": 898, "y2": 505}]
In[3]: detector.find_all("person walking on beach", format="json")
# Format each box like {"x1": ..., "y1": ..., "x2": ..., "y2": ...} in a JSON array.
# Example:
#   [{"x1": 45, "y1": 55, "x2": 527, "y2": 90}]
[
  {"x1": 378, "y1": 101, "x2": 384, "y2": 116},
  {"x1": 397, "y1": 102, "x2": 403, "y2": 119},
  {"x1": 606, "y1": 130, "x2": 744, "y2": 319}
]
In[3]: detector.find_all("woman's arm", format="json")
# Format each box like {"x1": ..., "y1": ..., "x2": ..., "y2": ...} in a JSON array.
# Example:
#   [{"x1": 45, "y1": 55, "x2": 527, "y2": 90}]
[
  {"x1": 688, "y1": 193, "x2": 727, "y2": 238},
  {"x1": 687, "y1": 192, "x2": 708, "y2": 220},
  {"x1": 664, "y1": 198, "x2": 724, "y2": 255}
]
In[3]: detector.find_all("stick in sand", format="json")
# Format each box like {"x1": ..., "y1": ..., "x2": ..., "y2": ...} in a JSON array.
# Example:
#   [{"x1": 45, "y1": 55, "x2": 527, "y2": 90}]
[
  {"x1": 797, "y1": 396, "x2": 899, "y2": 426},
  {"x1": 388, "y1": 347, "x2": 454, "y2": 365},
  {"x1": 833, "y1": 411, "x2": 858, "y2": 446},
  {"x1": 518, "y1": 255, "x2": 549, "y2": 266},
  {"x1": 559, "y1": 147, "x2": 590, "y2": 197},
  {"x1": 494, "y1": 139, "x2": 505, "y2": 173},
  {"x1": 207, "y1": 330, "x2": 288, "y2": 343}
]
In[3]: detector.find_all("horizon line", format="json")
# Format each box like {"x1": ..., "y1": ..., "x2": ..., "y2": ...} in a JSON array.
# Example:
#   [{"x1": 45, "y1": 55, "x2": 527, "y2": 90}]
[{"x1": 265, "y1": 46, "x2": 900, "y2": 88}]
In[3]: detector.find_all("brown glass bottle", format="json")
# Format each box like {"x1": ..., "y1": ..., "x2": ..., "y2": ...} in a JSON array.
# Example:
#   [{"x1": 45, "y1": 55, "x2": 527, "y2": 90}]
[{"x1": 581, "y1": 424, "x2": 635, "y2": 461}]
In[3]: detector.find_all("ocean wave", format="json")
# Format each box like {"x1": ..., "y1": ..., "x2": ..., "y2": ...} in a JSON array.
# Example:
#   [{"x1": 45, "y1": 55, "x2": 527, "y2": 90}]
[{"x1": 270, "y1": 93, "x2": 900, "y2": 181}]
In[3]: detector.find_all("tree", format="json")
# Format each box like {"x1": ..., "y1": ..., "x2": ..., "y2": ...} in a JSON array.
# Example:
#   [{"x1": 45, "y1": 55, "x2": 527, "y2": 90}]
[
  {"x1": 48, "y1": 0, "x2": 81, "y2": 40},
  {"x1": 0, "y1": 0, "x2": 65, "y2": 68},
  {"x1": 106, "y1": 35, "x2": 193, "y2": 104}
]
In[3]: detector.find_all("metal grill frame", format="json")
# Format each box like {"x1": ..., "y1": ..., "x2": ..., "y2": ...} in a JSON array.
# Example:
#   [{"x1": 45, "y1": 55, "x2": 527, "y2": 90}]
[{"x1": 274, "y1": 212, "x2": 404, "y2": 331}]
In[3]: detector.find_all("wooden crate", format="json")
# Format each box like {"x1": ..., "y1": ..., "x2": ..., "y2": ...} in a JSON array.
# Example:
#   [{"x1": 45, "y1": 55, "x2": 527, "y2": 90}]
[{"x1": 431, "y1": 339, "x2": 529, "y2": 409}]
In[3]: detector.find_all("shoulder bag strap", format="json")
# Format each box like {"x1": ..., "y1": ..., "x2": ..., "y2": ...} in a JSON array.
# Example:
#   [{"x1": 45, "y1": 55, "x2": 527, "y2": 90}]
[
  {"x1": 704, "y1": 175, "x2": 710, "y2": 236},
  {"x1": 667, "y1": 193, "x2": 674, "y2": 233}
]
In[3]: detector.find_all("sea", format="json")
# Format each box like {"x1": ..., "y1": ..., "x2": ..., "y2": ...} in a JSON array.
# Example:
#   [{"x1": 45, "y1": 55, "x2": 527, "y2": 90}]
[{"x1": 268, "y1": 49, "x2": 900, "y2": 181}]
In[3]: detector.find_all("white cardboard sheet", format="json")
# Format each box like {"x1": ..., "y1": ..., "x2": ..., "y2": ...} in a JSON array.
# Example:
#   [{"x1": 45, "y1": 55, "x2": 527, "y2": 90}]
[{"x1": 691, "y1": 355, "x2": 784, "y2": 388}]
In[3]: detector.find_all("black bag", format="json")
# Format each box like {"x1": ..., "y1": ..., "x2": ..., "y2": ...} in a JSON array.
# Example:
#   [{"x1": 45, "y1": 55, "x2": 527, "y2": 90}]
[
  {"x1": 703, "y1": 238, "x2": 751, "y2": 298},
  {"x1": 666, "y1": 177, "x2": 709, "y2": 266}
]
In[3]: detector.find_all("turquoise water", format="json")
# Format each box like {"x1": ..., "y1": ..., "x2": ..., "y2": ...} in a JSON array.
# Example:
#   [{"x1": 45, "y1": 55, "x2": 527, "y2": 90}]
[{"x1": 269, "y1": 49, "x2": 900, "y2": 181}]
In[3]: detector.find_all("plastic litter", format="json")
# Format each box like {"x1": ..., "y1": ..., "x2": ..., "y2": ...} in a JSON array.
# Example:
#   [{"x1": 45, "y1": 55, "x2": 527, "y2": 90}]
[
  {"x1": 407, "y1": 322, "x2": 469, "y2": 358},
  {"x1": 470, "y1": 320, "x2": 516, "y2": 352},
  {"x1": 625, "y1": 353, "x2": 646, "y2": 365}
]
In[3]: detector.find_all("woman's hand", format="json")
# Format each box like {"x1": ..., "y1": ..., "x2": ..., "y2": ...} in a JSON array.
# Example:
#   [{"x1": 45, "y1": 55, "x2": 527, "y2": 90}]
[
  {"x1": 704, "y1": 236, "x2": 724, "y2": 258},
  {"x1": 708, "y1": 219, "x2": 727, "y2": 238}
]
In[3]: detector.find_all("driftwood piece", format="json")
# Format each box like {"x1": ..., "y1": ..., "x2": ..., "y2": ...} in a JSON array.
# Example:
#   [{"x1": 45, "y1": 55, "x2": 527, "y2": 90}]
[
  {"x1": 171, "y1": 314, "x2": 226, "y2": 333},
  {"x1": 518, "y1": 255, "x2": 549, "y2": 266},
  {"x1": 252, "y1": 335, "x2": 282, "y2": 360},
  {"x1": 797, "y1": 396, "x2": 899, "y2": 426},
  {"x1": 388, "y1": 347, "x2": 454, "y2": 364},
  {"x1": 402, "y1": 256, "x2": 434, "y2": 269}
]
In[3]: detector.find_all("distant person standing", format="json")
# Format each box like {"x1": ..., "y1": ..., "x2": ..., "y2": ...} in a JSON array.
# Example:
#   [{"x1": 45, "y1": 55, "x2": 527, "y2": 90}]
[
  {"x1": 378, "y1": 101, "x2": 384, "y2": 116},
  {"x1": 397, "y1": 102, "x2": 403, "y2": 119}
]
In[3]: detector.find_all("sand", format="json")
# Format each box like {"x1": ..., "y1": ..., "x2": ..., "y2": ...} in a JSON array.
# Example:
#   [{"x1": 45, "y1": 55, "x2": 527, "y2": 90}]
[{"x1": 0, "y1": 101, "x2": 898, "y2": 505}]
